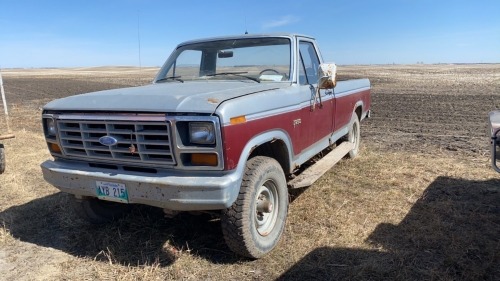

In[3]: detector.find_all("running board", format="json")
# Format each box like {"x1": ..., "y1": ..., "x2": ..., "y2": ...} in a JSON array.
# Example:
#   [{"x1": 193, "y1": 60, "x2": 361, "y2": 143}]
[
  {"x1": 0, "y1": 134, "x2": 15, "y2": 140},
  {"x1": 288, "y1": 141, "x2": 354, "y2": 189}
]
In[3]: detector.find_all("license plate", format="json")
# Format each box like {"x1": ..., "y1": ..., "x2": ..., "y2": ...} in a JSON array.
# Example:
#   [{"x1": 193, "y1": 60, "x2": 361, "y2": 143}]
[{"x1": 96, "y1": 181, "x2": 129, "y2": 203}]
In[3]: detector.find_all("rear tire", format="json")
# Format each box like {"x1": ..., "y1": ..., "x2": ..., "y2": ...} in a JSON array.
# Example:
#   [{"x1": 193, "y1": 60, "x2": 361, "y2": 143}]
[
  {"x1": 74, "y1": 197, "x2": 131, "y2": 224},
  {"x1": 221, "y1": 156, "x2": 288, "y2": 259},
  {"x1": 346, "y1": 113, "x2": 361, "y2": 159}
]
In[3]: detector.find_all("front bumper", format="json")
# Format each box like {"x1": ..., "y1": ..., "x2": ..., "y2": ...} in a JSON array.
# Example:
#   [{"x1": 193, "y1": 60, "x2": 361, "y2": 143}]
[{"x1": 41, "y1": 159, "x2": 242, "y2": 211}]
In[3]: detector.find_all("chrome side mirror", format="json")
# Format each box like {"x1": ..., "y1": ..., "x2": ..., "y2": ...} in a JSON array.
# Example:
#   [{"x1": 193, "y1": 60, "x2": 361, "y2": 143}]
[{"x1": 317, "y1": 63, "x2": 337, "y2": 89}]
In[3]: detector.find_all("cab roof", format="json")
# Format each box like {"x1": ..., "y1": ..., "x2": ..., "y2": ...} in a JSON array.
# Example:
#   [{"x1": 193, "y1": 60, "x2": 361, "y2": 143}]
[{"x1": 177, "y1": 33, "x2": 315, "y2": 47}]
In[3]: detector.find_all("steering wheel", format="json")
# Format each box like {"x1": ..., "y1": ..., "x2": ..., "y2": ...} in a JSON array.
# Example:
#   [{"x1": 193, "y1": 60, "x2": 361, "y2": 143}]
[{"x1": 259, "y1": 69, "x2": 281, "y2": 75}]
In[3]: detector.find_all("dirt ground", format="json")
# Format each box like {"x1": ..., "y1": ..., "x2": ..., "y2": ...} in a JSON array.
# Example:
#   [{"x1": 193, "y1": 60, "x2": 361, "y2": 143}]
[{"x1": 0, "y1": 65, "x2": 499, "y2": 280}]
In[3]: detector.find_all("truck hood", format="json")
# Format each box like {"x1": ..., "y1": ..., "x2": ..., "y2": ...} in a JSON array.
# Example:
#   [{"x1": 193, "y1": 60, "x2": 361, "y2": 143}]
[{"x1": 43, "y1": 81, "x2": 288, "y2": 113}]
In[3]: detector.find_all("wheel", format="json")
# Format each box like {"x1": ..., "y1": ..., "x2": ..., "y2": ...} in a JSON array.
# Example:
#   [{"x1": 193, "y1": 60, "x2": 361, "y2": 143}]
[
  {"x1": 74, "y1": 197, "x2": 131, "y2": 224},
  {"x1": 221, "y1": 156, "x2": 288, "y2": 259},
  {"x1": 346, "y1": 113, "x2": 361, "y2": 159},
  {"x1": 0, "y1": 145, "x2": 5, "y2": 174}
]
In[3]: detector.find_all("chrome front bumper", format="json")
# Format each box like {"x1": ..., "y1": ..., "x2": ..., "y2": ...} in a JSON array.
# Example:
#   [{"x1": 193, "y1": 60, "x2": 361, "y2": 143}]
[{"x1": 41, "y1": 159, "x2": 241, "y2": 211}]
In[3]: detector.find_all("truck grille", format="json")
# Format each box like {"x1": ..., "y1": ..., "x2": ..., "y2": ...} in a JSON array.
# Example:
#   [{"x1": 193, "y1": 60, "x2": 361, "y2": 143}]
[{"x1": 56, "y1": 119, "x2": 175, "y2": 166}]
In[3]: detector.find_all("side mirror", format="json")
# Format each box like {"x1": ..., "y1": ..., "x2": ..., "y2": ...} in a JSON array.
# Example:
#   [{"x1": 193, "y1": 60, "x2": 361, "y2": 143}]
[
  {"x1": 317, "y1": 63, "x2": 337, "y2": 89},
  {"x1": 489, "y1": 110, "x2": 500, "y2": 172}
]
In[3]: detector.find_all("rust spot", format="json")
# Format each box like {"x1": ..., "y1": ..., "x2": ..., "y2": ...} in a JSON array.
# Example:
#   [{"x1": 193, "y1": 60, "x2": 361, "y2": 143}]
[{"x1": 207, "y1": 98, "x2": 219, "y2": 104}]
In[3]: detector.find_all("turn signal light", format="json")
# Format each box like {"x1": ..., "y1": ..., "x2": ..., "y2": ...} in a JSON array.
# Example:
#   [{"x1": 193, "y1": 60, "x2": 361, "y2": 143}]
[
  {"x1": 48, "y1": 143, "x2": 62, "y2": 154},
  {"x1": 191, "y1": 153, "x2": 218, "y2": 166},
  {"x1": 230, "y1": 115, "x2": 246, "y2": 125}
]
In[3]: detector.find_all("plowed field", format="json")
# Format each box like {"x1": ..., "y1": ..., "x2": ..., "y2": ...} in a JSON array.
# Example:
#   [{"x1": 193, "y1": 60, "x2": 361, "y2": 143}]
[{"x1": 338, "y1": 64, "x2": 500, "y2": 157}]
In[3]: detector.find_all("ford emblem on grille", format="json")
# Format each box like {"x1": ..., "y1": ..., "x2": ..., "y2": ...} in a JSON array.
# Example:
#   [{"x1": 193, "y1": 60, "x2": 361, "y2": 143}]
[{"x1": 99, "y1": 136, "x2": 118, "y2": 146}]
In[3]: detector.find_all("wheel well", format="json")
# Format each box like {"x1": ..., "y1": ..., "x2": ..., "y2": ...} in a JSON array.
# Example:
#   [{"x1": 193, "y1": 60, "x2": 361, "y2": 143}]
[
  {"x1": 248, "y1": 139, "x2": 290, "y2": 175},
  {"x1": 337, "y1": 106, "x2": 362, "y2": 146},
  {"x1": 355, "y1": 106, "x2": 362, "y2": 120}
]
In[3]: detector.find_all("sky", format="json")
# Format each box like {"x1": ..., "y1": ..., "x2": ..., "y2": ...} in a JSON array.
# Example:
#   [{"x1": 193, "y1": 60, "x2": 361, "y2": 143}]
[{"x1": 0, "y1": 0, "x2": 499, "y2": 68}]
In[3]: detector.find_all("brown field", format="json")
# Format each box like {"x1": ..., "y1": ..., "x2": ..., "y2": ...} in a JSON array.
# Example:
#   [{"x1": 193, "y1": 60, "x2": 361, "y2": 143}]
[{"x1": 0, "y1": 65, "x2": 499, "y2": 280}]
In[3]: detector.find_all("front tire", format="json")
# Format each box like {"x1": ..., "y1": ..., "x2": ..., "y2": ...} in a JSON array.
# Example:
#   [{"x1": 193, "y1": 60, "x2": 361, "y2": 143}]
[
  {"x1": 221, "y1": 156, "x2": 288, "y2": 259},
  {"x1": 74, "y1": 197, "x2": 131, "y2": 224}
]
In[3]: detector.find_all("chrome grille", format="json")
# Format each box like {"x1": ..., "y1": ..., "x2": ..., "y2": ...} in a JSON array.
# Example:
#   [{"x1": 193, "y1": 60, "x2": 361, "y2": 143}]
[{"x1": 57, "y1": 119, "x2": 175, "y2": 166}]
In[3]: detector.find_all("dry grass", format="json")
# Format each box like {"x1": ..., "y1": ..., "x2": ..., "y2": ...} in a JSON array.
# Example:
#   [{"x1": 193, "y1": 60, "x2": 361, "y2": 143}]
[{"x1": 0, "y1": 65, "x2": 499, "y2": 280}]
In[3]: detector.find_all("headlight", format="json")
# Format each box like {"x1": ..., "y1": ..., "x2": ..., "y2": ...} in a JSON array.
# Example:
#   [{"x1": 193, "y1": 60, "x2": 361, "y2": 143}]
[
  {"x1": 189, "y1": 122, "x2": 215, "y2": 144},
  {"x1": 46, "y1": 118, "x2": 57, "y2": 136}
]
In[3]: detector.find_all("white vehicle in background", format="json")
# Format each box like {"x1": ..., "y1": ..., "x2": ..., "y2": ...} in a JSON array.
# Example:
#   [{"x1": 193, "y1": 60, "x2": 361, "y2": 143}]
[{"x1": 489, "y1": 110, "x2": 500, "y2": 172}]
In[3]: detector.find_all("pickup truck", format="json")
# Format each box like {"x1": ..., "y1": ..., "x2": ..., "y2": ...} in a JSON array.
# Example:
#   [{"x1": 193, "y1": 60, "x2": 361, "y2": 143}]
[{"x1": 41, "y1": 34, "x2": 371, "y2": 258}]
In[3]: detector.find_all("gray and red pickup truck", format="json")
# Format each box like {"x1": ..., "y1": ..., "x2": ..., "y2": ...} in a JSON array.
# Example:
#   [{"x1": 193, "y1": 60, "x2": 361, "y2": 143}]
[{"x1": 41, "y1": 33, "x2": 371, "y2": 258}]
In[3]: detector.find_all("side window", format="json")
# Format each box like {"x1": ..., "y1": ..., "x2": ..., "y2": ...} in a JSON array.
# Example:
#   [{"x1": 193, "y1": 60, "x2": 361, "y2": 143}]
[{"x1": 299, "y1": 41, "x2": 320, "y2": 85}]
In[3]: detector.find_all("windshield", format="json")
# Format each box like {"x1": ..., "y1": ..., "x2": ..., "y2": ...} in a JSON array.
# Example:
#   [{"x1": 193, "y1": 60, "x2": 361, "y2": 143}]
[{"x1": 155, "y1": 37, "x2": 291, "y2": 83}]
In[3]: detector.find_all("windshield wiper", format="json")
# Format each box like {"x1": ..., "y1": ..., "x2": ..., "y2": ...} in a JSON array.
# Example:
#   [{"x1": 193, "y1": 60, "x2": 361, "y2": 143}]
[
  {"x1": 155, "y1": 76, "x2": 184, "y2": 83},
  {"x1": 206, "y1": 72, "x2": 260, "y2": 83}
]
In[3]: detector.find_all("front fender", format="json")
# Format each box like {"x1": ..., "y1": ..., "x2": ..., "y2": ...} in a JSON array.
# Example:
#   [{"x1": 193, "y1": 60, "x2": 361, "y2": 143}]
[{"x1": 231, "y1": 129, "x2": 294, "y2": 177}]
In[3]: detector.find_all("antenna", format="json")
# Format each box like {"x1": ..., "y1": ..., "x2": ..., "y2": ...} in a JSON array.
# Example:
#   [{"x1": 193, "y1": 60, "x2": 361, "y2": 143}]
[
  {"x1": 137, "y1": 11, "x2": 142, "y2": 69},
  {"x1": 244, "y1": 17, "x2": 248, "y2": 34}
]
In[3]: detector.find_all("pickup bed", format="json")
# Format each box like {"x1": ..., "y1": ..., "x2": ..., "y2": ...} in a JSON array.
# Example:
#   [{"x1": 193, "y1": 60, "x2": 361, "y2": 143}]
[{"x1": 41, "y1": 33, "x2": 371, "y2": 258}]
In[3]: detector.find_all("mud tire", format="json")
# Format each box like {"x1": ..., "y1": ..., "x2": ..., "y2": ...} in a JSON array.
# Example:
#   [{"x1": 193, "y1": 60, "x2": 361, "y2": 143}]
[{"x1": 221, "y1": 156, "x2": 288, "y2": 259}]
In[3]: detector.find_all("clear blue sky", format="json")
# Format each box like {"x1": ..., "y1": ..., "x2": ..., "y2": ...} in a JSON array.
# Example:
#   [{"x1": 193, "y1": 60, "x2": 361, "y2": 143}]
[{"x1": 1, "y1": 0, "x2": 499, "y2": 68}]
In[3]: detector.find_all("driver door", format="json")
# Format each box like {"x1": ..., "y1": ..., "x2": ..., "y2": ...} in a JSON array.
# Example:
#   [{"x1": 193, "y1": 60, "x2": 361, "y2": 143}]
[{"x1": 297, "y1": 40, "x2": 335, "y2": 150}]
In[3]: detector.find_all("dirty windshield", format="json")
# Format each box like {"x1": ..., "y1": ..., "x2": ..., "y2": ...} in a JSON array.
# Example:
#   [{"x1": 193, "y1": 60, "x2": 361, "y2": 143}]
[{"x1": 155, "y1": 37, "x2": 291, "y2": 83}]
